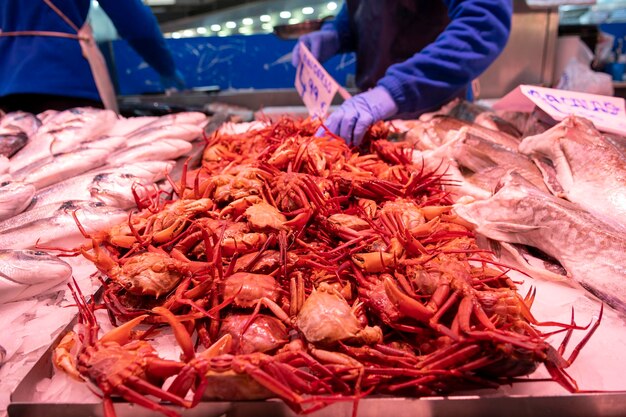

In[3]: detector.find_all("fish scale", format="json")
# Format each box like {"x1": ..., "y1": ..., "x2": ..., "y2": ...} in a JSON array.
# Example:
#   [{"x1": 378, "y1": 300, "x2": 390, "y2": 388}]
[
  {"x1": 455, "y1": 172, "x2": 626, "y2": 314},
  {"x1": 519, "y1": 116, "x2": 626, "y2": 224}
]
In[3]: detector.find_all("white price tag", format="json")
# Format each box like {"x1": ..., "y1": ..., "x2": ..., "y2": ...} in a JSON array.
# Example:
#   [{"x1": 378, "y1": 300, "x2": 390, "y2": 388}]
[
  {"x1": 294, "y1": 44, "x2": 349, "y2": 118},
  {"x1": 493, "y1": 85, "x2": 626, "y2": 135}
]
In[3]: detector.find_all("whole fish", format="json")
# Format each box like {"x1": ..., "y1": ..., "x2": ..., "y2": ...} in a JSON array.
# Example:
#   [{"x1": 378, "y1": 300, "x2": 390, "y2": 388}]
[
  {"x1": 85, "y1": 160, "x2": 175, "y2": 181},
  {"x1": 0, "y1": 131, "x2": 28, "y2": 158},
  {"x1": 519, "y1": 116, "x2": 626, "y2": 224},
  {"x1": 80, "y1": 135, "x2": 127, "y2": 151},
  {"x1": 406, "y1": 116, "x2": 520, "y2": 152},
  {"x1": 0, "y1": 181, "x2": 36, "y2": 221},
  {"x1": 0, "y1": 156, "x2": 9, "y2": 174},
  {"x1": 29, "y1": 172, "x2": 157, "y2": 210},
  {"x1": 29, "y1": 163, "x2": 173, "y2": 210},
  {"x1": 0, "y1": 200, "x2": 128, "y2": 249},
  {"x1": 9, "y1": 107, "x2": 117, "y2": 172},
  {"x1": 126, "y1": 111, "x2": 207, "y2": 133},
  {"x1": 12, "y1": 146, "x2": 110, "y2": 189},
  {"x1": 107, "y1": 116, "x2": 158, "y2": 137},
  {"x1": 452, "y1": 131, "x2": 549, "y2": 193},
  {"x1": 454, "y1": 171, "x2": 626, "y2": 313},
  {"x1": 106, "y1": 138, "x2": 192, "y2": 165},
  {"x1": 125, "y1": 123, "x2": 203, "y2": 147},
  {"x1": 0, "y1": 111, "x2": 41, "y2": 137},
  {"x1": 36, "y1": 109, "x2": 58, "y2": 124},
  {"x1": 0, "y1": 249, "x2": 72, "y2": 304}
]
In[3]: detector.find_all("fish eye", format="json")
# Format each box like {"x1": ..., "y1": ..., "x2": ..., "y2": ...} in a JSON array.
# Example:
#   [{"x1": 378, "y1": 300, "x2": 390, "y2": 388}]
[{"x1": 60, "y1": 201, "x2": 74, "y2": 209}]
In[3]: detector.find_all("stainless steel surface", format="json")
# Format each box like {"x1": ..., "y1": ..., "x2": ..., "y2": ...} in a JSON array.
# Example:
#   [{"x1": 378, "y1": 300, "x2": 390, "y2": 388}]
[
  {"x1": 477, "y1": 0, "x2": 559, "y2": 98},
  {"x1": 8, "y1": 314, "x2": 626, "y2": 417},
  {"x1": 119, "y1": 89, "x2": 355, "y2": 113}
]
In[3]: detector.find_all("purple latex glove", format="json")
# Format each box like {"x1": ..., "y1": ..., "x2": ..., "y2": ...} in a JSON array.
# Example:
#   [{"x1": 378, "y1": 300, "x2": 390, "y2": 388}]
[
  {"x1": 291, "y1": 29, "x2": 340, "y2": 68},
  {"x1": 319, "y1": 86, "x2": 399, "y2": 146}
]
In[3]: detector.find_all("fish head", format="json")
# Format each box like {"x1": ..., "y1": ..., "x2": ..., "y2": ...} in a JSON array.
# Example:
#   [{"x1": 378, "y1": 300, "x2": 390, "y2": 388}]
[
  {"x1": 89, "y1": 173, "x2": 148, "y2": 208},
  {"x1": 0, "y1": 249, "x2": 72, "y2": 283}
]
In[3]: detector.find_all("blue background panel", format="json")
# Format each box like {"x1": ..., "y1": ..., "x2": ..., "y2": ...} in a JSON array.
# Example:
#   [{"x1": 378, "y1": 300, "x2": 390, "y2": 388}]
[{"x1": 111, "y1": 34, "x2": 356, "y2": 95}]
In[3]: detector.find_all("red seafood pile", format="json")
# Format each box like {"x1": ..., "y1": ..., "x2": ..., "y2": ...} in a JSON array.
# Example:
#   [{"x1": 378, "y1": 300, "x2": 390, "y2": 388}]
[{"x1": 56, "y1": 118, "x2": 599, "y2": 417}]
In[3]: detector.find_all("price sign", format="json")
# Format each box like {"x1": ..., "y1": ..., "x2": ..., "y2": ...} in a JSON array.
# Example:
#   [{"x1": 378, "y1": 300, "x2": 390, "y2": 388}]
[
  {"x1": 493, "y1": 85, "x2": 626, "y2": 135},
  {"x1": 294, "y1": 43, "x2": 349, "y2": 118}
]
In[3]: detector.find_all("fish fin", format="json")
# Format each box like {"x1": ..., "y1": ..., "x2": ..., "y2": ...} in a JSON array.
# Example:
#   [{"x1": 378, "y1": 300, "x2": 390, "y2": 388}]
[
  {"x1": 498, "y1": 242, "x2": 571, "y2": 283},
  {"x1": 479, "y1": 222, "x2": 544, "y2": 235}
]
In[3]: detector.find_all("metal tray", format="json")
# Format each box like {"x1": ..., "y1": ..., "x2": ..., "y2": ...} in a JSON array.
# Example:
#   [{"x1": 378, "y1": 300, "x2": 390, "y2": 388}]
[{"x1": 8, "y1": 326, "x2": 626, "y2": 417}]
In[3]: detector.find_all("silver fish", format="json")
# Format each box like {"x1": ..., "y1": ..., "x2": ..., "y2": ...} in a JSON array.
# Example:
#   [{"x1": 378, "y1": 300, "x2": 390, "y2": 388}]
[
  {"x1": 0, "y1": 156, "x2": 9, "y2": 174},
  {"x1": 406, "y1": 116, "x2": 520, "y2": 152},
  {"x1": 107, "y1": 138, "x2": 192, "y2": 165},
  {"x1": 452, "y1": 131, "x2": 549, "y2": 193},
  {"x1": 9, "y1": 107, "x2": 117, "y2": 172},
  {"x1": 125, "y1": 123, "x2": 203, "y2": 147},
  {"x1": 85, "y1": 160, "x2": 175, "y2": 181},
  {"x1": 519, "y1": 116, "x2": 626, "y2": 224},
  {"x1": 0, "y1": 111, "x2": 41, "y2": 137},
  {"x1": 80, "y1": 135, "x2": 127, "y2": 151},
  {"x1": 0, "y1": 249, "x2": 72, "y2": 304},
  {"x1": 454, "y1": 171, "x2": 626, "y2": 313},
  {"x1": 88, "y1": 172, "x2": 158, "y2": 208},
  {"x1": 125, "y1": 112, "x2": 207, "y2": 134},
  {"x1": 0, "y1": 181, "x2": 36, "y2": 221},
  {"x1": 0, "y1": 200, "x2": 128, "y2": 250},
  {"x1": 12, "y1": 146, "x2": 110, "y2": 189},
  {"x1": 29, "y1": 172, "x2": 147, "y2": 210},
  {"x1": 36, "y1": 109, "x2": 58, "y2": 124}
]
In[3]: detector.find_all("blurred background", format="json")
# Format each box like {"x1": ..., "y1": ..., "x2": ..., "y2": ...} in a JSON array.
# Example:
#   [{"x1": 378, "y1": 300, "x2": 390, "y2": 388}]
[{"x1": 89, "y1": 0, "x2": 626, "y2": 108}]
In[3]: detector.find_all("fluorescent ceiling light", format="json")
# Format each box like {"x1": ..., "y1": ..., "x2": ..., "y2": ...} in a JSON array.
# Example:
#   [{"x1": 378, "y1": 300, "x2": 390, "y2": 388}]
[
  {"x1": 225, "y1": 21, "x2": 237, "y2": 29},
  {"x1": 210, "y1": 24, "x2": 221, "y2": 31},
  {"x1": 144, "y1": 0, "x2": 176, "y2": 5},
  {"x1": 196, "y1": 27, "x2": 207, "y2": 34},
  {"x1": 327, "y1": 2, "x2": 337, "y2": 11},
  {"x1": 279, "y1": 11, "x2": 291, "y2": 19},
  {"x1": 182, "y1": 29, "x2": 194, "y2": 37},
  {"x1": 289, "y1": 18, "x2": 300, "y2": 24},
  {"x1": 260, "y1": 14, "x2": 271, "y2": 22},
  {"x1": 242, "y1": 17, "x2": 253, "y2": 25},
  {"x1": 302, "y1": 7, "x2": 314, "y2": 15},
  {"x1": 171, "y1": 32, "x2": 181, "y2": 39}
]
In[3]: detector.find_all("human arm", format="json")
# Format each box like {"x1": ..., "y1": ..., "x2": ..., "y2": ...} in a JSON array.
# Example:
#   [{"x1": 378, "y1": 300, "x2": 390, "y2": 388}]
[
  {"x1": 97, "y1": 0, "x2": 184, "y2": 87},
  {"x1": 324, "y1": 0, "x2": 512, "y2": 145},
  {"x1": 291, "y1": 3, "x2": 355, "y2": 67},
  {"x1": 378, "y1": 0, "x2": 512, "y2": 117}
]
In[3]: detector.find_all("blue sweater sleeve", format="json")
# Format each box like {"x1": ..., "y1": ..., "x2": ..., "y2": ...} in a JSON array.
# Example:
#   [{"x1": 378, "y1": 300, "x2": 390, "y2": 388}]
[
  {"x1": 98, "y1": 0, "x2": 177, "y2": 77},
  {"x1": 378, "y1": 0, "x2": 512, "y2": 117}
]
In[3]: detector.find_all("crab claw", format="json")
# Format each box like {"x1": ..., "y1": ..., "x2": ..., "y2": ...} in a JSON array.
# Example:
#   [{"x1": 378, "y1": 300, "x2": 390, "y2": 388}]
[
  {"x1": 152, "y1": 307, "x2": 195, "y2": 362},
  {"x1": 383, "y1": 276, "x2": 434, "y2": 322}
]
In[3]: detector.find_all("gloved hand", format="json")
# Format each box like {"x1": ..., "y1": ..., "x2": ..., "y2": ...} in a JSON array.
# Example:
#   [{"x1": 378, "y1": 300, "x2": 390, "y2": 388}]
[
  {"x1": 160, "y1": 69, "x2": 186, "y2": 91},
  {"x1": 292, "y1": 29, "x2": 340, "y2": 68},
  {"x1": 319, "y1": 86, "x2": 399, "y2": 146}
]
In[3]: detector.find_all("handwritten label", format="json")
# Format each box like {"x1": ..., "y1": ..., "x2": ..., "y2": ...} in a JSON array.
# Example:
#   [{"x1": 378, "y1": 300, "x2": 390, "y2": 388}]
[
  {"x1": 493, "y1": 85, "x2": 626, "y2": 135},
  {"x1": 295, "y1": 44, "x2": 344, "y2": 118}
]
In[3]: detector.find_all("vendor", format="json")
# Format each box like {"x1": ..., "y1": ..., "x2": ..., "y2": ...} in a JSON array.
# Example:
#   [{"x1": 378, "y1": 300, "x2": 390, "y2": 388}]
[
  {"x1": 292, "y1": 0, "x2": 513, "y2": 145},
  {"x1": 0, "y1": 0, "x2": 185, "y2": 114}
]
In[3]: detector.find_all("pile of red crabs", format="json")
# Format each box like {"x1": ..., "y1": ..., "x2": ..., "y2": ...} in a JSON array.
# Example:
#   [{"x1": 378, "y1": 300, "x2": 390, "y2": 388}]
[{"x1": 53, "y1": 118, "x2": 600, "y2": 417}]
